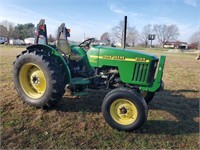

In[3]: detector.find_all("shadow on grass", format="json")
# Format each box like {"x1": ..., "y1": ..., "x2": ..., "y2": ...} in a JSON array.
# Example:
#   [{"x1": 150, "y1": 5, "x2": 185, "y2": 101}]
[
  {"x1": 50, "y1": 89, "x2": 108, "y2": 113},
  {"x1": 47, "y1": 89, "x2": 199, "y2": 135},
  {"x1": 142, "y1": 89, "x2": 199, "y2": 135}
]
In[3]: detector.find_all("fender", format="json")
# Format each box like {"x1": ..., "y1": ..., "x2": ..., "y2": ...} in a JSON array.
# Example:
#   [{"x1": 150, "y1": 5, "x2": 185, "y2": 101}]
[{"x1": 27, "y1": 44, "x2": 71, "y2": 83}]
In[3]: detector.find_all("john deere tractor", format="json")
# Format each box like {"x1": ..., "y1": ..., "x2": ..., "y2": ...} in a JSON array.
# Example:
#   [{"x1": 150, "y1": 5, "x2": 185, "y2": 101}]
[{"x1": 13, "y1": 19, "x2": 166, "y2": 131}]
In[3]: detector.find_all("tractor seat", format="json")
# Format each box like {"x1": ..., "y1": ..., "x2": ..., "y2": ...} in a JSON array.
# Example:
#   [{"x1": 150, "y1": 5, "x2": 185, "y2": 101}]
[
  {"x1": 56, "y1": 39, "x2": 71, "y2": 55},
  {"x1": 56, "y1": 39, "x2": 82, "y2": 61}
]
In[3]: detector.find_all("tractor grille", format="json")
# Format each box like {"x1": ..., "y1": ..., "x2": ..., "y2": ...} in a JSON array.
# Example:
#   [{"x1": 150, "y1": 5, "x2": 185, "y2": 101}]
[
  {"x1": 132, "y1": 63, "x2": 148, "y2": 82},
  {"x1": 132, "y1": 60, "x2": 158, "y2": 83}
]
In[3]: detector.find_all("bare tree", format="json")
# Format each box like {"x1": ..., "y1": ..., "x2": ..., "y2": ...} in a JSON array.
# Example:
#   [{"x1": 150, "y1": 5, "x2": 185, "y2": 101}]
[
  {"x1": 0, "y1": 20, "x2": 15, "y2": 42},
  {"x1": 140, "y1": 24, "x2": 152, "y2": 47},
  {"x1": 100, "y1": 32, "x2": 110, "y2": 44},
  {"x1": 111, "y1": 21, "x2": 124, "y2": 45},
  {"x1": 189, "y1": 30, "x2": 200, "y2": 49},
  {"x1": 0, "y1": 25, "x2": 7, "y2": 37},
  {"x1": 153, "y1": 24, "x2": 179, "y2": 47},
  {"x1": 127, "y1": 26, "x2": 138, "y2": 47},
  {"x1": 48, "y1": 34, "x2": 55, "y2": 43},
  {"x1": 111, "y1": 21, "x2": 138, "y2": 47}
]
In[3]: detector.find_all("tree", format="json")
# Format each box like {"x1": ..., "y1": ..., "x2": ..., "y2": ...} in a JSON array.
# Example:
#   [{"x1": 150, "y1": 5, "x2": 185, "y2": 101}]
[
  {"x1": 153, "y1": 24, "x2": 179, "y2": 47},
  {"x1": 111, "y1": 21, "x2": 138, "y2": 47},
  {"x1": 0, "y1": 20, "x2": 15, "y2": 42},
  {"x1": 48, "y1": 34, "x2": 55, "y2": 42},
  {"x1": 140, "y1": 24, "x2": 152, "y2": 47},
  {"x1": 14, "y1": 23, "x2": 35, "y2": 40},
  {"x1": 111, "y1": 21, "x2": 124, "y2": 46},
  {"x1": 127, "y1": 26, "x2": 138, "y2": 47},
  {"x1": 189, "y1": 31, "x2": 200, "y2": 49},
  {"x1": 100, "y1": 32, "x2": 110, "y2": 45},
  {"x1": 0, "y1": 25, "x2": 7, "y2": 37}
]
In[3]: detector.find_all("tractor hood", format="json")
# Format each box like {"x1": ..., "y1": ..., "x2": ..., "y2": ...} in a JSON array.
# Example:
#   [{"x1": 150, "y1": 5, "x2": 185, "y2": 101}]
[
  {"x1": 87, "y1": 45, "x2": 158, "y2": 67},
  {"x1": 100, "y1": 46, "x2": 158, "y2": 60}
]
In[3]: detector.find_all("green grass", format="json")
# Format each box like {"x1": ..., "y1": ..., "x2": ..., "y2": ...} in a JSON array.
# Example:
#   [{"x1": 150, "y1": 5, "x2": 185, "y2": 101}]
[{"x1": 0, "y1": 45, "x2": 199, "y2": 149}]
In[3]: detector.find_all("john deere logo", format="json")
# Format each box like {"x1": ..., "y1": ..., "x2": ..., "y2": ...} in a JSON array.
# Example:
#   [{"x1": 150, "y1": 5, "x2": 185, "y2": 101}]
[
  {"x1": 90, "y1": 55, "x2": 149, "y2": 62},
  {"x1": 102, "y1": 56, "x2": 125, "y2": 60}
]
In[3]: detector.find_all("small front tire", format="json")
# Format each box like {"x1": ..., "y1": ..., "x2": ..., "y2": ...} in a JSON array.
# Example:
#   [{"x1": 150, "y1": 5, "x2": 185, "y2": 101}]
[
  {"x1": 141, "y1": 91, "x2": 155, "y2": 104},
  {"x1": 102, "y1": 88, "x2": 148, "y2": 131}
]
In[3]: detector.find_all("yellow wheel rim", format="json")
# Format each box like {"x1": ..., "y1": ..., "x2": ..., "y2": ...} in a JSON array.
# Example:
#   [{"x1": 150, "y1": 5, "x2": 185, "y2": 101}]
[
  {"x1": 19, "y1": 63, "x2": 47, "y2": 99},
  {"x1": 110, "y1": 99, "x2": 138, "y2": 125}
]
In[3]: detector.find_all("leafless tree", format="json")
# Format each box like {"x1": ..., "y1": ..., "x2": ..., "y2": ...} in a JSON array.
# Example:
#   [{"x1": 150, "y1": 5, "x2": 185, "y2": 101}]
[
  {"x1": 0, "y1": 20, "x2": 15, "y2": 42},
  {"x1": 140, "y1": 24, "x2": 152, "y2": 47},
  {"x1": 48, "y1": 34, "x2": 55, "y2": 43},
  {"x1": 111, "y1": 21, "x2": 138, "y2": 46},
  {"x1": 0, "y1": 25, "x2": 7, "y2": 37},
  {"x1": 153, "y1": 24, "x2": 179, "y2": 47},
  {"x1": 111, "y1": 21, "x2": 124, "y2": 45},
  {"x1": 189, "y1": 30, "x2": 200, "y2": 49},
  {"x1": 127, "y1": 26, "x2": 138, "y2": 47},
  {"x1": 100, "y1": 32, "x2": 110, "y2": 44}
]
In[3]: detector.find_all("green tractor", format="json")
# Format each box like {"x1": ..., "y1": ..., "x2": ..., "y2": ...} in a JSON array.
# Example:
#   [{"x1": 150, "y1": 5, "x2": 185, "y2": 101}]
[{"x1": 13, "y1": 19, "x2": 166, "y2": 131}]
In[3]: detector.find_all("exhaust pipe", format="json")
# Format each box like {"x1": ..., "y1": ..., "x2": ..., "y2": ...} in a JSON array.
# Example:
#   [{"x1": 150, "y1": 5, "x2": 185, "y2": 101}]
[{"x1": 123, "y1": 16, "x2": 127, "y2": 49}]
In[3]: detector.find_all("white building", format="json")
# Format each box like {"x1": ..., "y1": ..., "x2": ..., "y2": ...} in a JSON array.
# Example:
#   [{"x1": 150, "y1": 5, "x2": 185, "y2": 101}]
[
  {"x1": 24, "y1": 38, "x2": 35, "y2": 45},
  {"x1": 9, "y1": 39, "x2": 25, "y2": 45}
]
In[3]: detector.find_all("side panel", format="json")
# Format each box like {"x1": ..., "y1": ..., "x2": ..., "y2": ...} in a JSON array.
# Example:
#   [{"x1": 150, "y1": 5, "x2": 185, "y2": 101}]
[
  {"x1": 98, "y1": 48, "x2": 135, "y2": 84},
  {"x1": 27, "y1": 44, "x2": 71, "y2": 83},
  {"x1": 87, "y1": 46, "x2": 99, "y2": 67}
]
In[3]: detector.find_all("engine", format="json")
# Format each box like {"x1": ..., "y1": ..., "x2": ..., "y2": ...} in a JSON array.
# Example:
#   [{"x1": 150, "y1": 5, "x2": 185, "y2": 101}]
[{"x1": 94, "y1": 67, "x2": 121, "y2": 89}]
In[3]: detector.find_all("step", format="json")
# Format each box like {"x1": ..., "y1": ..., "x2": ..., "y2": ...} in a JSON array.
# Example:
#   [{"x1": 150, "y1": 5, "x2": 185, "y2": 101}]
[
  {"x1": 70, "y1": 77, "x2": 90, "y2": 85},
  {"x1": 74, "y1": 91, "x2": 88, "y2": 96}
]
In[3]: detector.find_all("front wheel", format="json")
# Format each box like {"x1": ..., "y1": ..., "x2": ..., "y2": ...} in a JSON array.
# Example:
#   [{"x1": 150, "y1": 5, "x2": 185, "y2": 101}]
[
  {"x1": 141, "y1": 91, "x2": 155, "y2": 104},
  {"x1": 102, "y1": 88, "x2": 147, "y2": 131}
]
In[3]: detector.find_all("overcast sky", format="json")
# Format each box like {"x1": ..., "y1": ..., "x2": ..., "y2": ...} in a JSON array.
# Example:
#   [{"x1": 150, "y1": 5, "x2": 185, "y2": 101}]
[{"x1": 1, "y1": 0, "x2": 199, "y2": 42}]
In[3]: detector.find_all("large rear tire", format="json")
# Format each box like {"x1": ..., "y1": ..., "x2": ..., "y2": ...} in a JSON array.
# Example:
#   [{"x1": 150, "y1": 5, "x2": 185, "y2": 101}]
[
  {"x1": 102, "y1": 88, "x2": 148, "y2": 131},
  {"x1": 13, "y1": 49, "x2": 68, "y2": 107}
]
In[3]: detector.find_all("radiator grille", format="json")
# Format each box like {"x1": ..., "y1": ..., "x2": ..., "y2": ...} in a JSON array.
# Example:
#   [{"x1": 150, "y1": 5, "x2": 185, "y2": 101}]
[
  {"x1": 132, "y1": 60, "x2": 158, "y2": 84},
  {"x1": 132, "y1": 63, "x2": 148, "y2": 82}
]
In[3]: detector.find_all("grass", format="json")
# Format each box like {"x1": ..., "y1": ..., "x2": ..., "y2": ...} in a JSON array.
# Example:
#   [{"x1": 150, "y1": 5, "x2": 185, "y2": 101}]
[{"x1": 0, "y1": 45, "x2": 200, "y2": 149}]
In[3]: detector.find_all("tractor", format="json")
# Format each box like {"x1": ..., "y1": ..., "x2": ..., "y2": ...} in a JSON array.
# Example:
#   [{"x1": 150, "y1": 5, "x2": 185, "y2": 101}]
[{"x1": 13, "y1": 19, "x2": 166, "y2": 131}]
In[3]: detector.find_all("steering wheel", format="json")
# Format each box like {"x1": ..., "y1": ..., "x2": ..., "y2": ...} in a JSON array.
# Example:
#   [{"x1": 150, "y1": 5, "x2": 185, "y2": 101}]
[{"x1": 78, "y1": 38, "x2": 95, "y2": 48}]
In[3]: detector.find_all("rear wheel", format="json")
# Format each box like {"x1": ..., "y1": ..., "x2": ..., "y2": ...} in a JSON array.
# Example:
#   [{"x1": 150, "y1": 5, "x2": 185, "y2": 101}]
[
  {"x1": 19, "y1": 63, "x2": 47, "y2": 99},
  {"x1": 13, "y1": 49, "x2": 68, "y2": 107},
  {"x1": 102, "y1": 88, "x2": 147, "y2": 131}
]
